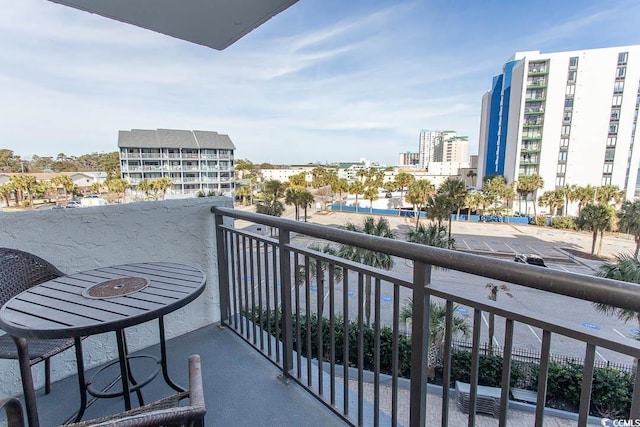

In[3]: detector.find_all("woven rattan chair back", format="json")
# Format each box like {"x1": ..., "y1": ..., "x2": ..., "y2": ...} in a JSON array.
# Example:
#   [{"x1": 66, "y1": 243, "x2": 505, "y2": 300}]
[{"x1": 0, "y1": 247, "x2": 65, "y2": 306}]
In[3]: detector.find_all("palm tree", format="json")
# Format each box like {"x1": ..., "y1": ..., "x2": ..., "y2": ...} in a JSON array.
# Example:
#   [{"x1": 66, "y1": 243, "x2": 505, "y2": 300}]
[
  {"x1": 558, "y1": 184, "x2": 578, "y2": 216},
  {"x1": 349, "y1": 181, "x2": 365, "y2": 214},
  {"x1": 51, "y1": 175, "x2": 75, "y2": 202},
  {"x1": 394, "y1": 172, "x2": 415, "y2": 215},
  {"x1": 106, "y1": 178, "x2": 130, "y2": 203},
  {"x1": 400, "y1": 299, "x2": 470, "y2": 379},
  {"x1": 338, "y1": 216, "x2": 394, "y2": 325},
  {"x1": 151, "y1": 177, "x2": 172, "y2": 200},
  {"x1": 437, "y1": 177, "x2": 467, "y2": 244},
  {"x1": 0, "y1": 182, "x2": 14, "y2": 207},
  {"x1": 297, "y1": 244, "x2": 343, "y2": 316},
  {"x1": 578, "y1": 203, "x2": 615, "y2": 255},
  {"x1": 235, "y1": 185, "x2": 252, "y2": 205},
  {"x1": 300, "y1": 189, "x2": 314, "y2": 222},
  {"x1": 405, "y1": 179, "x2": 434, "y2": 229},
  {"x1": 364, "y1": 186, "x2": 378, "y2": 214},
  {"x1": 519, "y1": 174, "x2": 544, "y2": 216},
  {"x1": 330, "y1": 178, "x2": 349, "y2": 211},
  {"x1": 538, "y1": 189, "x2": 564, "y2": 216},
  {"x1": 593, "y1": 254, "x2": 640, "y2": 337},
  {"x1": 285, "y1": 186, "x2": 305, "y2": 221},
  {"x1": 426, "y1": 194, "x2": 451, "y2": 229},
  {"x1": 481, "y1": 176, "x2": 506, "y2": 215},
  {"x1": 575, "y1": 185, "x2": 596, "y2": 216},
  {"x1": 466, "y1": 170, "x2": 477, "y2": 188},
  {"x1": 288, "y1": 172, "x2": 307, "y2": 187},
  {"x1": 407, "y1": 223, "x2": 454, "y2": 249},
  {"x1": 596, "y1": 184, "x2": 624, "y2": 207},
  {"x1": 618, "y1": 201, "x2": 640, "y2": 258},
  {"x1": 465, "y1": 192, "x2": 482, "y2": 221},
  {"x1": 136, "y1": 179, "x2": 152, "y2": 200},
  {"x1": 501, "y1": 181, "x2": 516, "y2": 220},
  {"x1": 263, "y1": 179, "x2": 287, "y2": 201},
  {"x1": 485, "y1": 283, "x2": 512, "y2": 352}
]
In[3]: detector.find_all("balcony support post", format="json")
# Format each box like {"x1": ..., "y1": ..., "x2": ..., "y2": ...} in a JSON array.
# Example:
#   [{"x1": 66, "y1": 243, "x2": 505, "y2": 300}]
[
  {"x1": 631, "y1": 359, "x2": 640, "y2": 420},
  {"x1": 409, "y1": 261, "x2": 431, "y2": 427},
  {"x1": 215, "y1": 213, "x2": 231, "y2": 323},
  {"x1": 279, "y1": 229, "x2": 294, "y2": 376}
]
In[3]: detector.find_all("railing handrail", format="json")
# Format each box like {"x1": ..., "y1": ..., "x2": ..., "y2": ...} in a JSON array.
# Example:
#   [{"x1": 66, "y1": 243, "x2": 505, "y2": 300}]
[{"x1": 211, "y1": 206, "x2": 640, "y2": 312}]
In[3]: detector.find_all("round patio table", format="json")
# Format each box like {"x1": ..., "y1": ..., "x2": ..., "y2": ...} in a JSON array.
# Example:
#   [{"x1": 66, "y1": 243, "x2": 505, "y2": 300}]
[{"x1": 0, "y1": 262, "x2": 206, "y2": 427}]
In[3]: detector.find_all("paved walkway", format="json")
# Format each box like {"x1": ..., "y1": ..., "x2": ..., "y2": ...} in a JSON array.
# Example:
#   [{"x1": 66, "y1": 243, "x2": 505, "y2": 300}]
[{"x1": 343, "y1": 379, "x2": 582, "y2": 427}]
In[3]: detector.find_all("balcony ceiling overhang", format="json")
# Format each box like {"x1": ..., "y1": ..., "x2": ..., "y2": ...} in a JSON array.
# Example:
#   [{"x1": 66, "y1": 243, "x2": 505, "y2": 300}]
[{"x1": 47, "y1": 0, "x2": 299, "y2": 50}]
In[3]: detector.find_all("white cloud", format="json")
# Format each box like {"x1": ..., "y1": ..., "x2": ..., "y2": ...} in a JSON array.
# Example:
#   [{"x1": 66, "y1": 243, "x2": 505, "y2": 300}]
[{"x1": 1, "y1": 0, "x2": 638, "y2": 165}]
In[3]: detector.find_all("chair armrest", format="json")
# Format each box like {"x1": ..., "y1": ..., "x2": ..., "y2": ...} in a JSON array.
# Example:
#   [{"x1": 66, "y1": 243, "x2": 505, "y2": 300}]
[
  {"x1": 188, "y1": 354, "x2": 205, "y2": 409},
  {"x1": 0, "y1": 397, "x2": 25, "y2": 427}
]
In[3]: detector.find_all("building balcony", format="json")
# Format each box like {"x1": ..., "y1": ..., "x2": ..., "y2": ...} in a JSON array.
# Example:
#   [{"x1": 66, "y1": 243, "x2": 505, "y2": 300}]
[
  {"x1": 2, "y1": 200, "x2": 639, "y2": 426},
  {"x1": 527, "y1": 69, "x2": 548, "y2": 76},
  {"x1": 524, "y1": 97, "x2": 546, "y2": 102}
]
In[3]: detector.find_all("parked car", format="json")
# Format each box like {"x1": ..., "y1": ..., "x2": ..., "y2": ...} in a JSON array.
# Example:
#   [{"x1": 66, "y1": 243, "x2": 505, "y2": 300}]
[{"x1": 514, "y1": 254, "x2": 547, "y2": 267}]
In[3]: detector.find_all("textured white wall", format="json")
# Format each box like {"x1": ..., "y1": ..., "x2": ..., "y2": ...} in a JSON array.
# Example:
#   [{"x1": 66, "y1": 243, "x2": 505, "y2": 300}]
[{"x1": 0, "y1": 197, "x2": 232, "y2": 396}]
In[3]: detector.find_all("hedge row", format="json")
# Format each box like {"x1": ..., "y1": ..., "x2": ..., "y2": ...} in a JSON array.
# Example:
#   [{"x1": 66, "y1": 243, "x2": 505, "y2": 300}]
[{"x1": 247, "y1": 308, "x2": 633, "y2": 417}]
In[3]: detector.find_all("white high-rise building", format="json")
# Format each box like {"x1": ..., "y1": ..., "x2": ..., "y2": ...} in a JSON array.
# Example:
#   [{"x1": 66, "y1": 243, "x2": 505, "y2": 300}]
[
  {"x1": 478, "y1": 45, "x2": 640, "y2": 212},
  {"x1": 418, "y1": 130, "x2": 468, "y2": 169}
]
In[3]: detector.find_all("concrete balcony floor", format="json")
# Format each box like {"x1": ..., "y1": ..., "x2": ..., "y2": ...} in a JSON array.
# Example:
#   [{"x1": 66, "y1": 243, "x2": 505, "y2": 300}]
[
  {"x1": 21, "y1": 324, "x2": 594, "y2": 426},
  {"x1": 29, "y1": 325, "x2": 346, "y2": 427}
]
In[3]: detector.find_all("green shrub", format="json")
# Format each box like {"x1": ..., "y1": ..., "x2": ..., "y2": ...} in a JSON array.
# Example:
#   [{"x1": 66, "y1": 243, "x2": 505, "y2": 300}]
[
  {"x1": 530, "y1": 215, "x2": 547, "y2": 226},
  {"x1": 551, "y1": 216, "x2": 576, "y2": 229},
  {"x1": 21, "y1": 200, "x2": 30, "y2": 207},
  {"x1": 246, "y1": 307, "x2": 632, "y2": 417}
]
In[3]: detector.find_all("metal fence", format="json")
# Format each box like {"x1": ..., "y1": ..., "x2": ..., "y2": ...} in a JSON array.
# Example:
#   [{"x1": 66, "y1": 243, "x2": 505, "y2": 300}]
[{"x1": 212, "y1": 206, "x2": 640, "y2": 427}]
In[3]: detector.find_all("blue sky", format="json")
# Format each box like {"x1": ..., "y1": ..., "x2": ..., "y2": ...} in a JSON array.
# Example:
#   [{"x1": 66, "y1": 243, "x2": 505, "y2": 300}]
[{"x1": 1, "y1": 0, "x2": 639, "y2": 165}]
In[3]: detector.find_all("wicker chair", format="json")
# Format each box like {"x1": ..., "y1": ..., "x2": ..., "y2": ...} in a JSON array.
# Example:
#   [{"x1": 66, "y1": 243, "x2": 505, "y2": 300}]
[
  {"x1": 70, "y1": 354, "x2": 205, "y2": 427},
  {"x1": 0, "y1": 355, "x2": 205, "y2": 427},
  {"x1": 0, "y1": 247, "x2": 75, "y2": 394},
  {"x1": 0, "y1": 396, "x2": 24, "y2": 427}
]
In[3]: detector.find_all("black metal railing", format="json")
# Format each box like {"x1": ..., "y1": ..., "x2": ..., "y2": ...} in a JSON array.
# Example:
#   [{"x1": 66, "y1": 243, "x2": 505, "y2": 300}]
[{"x1": 212, "y1": 206, "x2": 640, "y2": 427}]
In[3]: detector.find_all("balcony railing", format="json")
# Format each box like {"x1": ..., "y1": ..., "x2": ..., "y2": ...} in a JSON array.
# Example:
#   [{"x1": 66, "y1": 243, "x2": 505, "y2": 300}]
[{"x1": 212, "y1": 207, "x2": 640, "y2": 427}]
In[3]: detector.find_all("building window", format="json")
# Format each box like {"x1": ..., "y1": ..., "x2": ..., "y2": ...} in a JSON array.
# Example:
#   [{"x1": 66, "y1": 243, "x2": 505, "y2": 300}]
[
  {"x1": 560, "y1": 138, "x2": 569, "y2": 147},
  {"x1": 567, "y1": 70, "x2": 577, "y2": 82},
  {"x1": 564, "y1": 98, "x2": 574, "y2": 108},
  {"x1": 616, "y1": 66, "x2": 626, "y2": 79},
  {"x1": 612, "y1": 95, "x2": 623, "y2": 107},
  {"x1": 557, "y1": 163, "x2": 566, "y2": 174},
  {"x1": 561, "y1": 125, "x2": 571, "y2": 136},
  {"x1": 603, "y1": 163, "x2": 614, "y2": 174},
  {"x1": 556, "y1": 176, "x2": 565, "y2": 186},
  {"x1": 605, "y1": 148, "x2": 616, "y2": 161},
  {"x1": 565, "y1": 85, "x2": 575, "y2": 96},
  {"x1": 569, "y1": 56, "x2": 579, "y2": 68},
  {"x1": 607, "y1": 136, "x2": 617, "y2": 147},
  {"x1": 614, "y1": 81, "x2": 625, "y2": 93},
  {"x1": 558, "y1": 151, "x2": 568, "y2": 161},
  {"x1": 611, "y1": 109, "x2": 621, "y2": 121},
  {"x1": 609, "y1": 124, "x2": 618, "y2": 134},
  {"x1": 602, "y1": 176, "x2": 612, "y2": 186},
  {"x1": 618, "y1": 52, "x2": 628, "y2": 64},
  {"x1": 563, "y1": 112, "x2": 572, "y2": 122}
]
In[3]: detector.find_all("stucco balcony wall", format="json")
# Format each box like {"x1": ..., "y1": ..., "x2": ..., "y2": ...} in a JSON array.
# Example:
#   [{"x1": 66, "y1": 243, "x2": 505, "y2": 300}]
[{"x1": 0, "y1": 197, "x2": 231, "y2": 397}]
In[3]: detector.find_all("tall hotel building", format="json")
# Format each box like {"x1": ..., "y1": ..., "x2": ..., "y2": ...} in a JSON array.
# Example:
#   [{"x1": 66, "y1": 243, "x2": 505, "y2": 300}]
[{"x1": 477, "y1": 45, "x2": 640, "y2": 211}]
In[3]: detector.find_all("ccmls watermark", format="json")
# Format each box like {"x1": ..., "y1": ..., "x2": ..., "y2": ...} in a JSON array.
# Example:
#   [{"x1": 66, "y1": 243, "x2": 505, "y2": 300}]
[{"x1": 601, "y1": 419, "x2": 640, "y2": 426}]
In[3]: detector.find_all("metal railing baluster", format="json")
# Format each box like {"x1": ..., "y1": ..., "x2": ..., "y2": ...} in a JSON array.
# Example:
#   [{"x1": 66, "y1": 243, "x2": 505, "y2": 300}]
[
  {"x1": 499, "y1": 318, "x2": 515, "y2": 427},
  {"x1": 535, "y1": 330, "x2": 552, "y2": 427}
]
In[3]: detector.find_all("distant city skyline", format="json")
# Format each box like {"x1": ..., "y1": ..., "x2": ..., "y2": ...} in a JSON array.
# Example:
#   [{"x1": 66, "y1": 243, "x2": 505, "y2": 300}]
[{"x1": 2, "y1": 0, "x2": 639, "y2": 165}]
